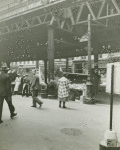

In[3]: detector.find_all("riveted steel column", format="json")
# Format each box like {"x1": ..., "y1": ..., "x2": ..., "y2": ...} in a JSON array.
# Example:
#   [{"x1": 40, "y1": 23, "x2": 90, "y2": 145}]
[
  {"x1": 93, "y1": 41, "x2": 99, "y2": 74},
  {"x1": 87, "y1": 14, "x2": 92, "y2": 83},
  {"x1": 86, "y1": 14, "x2": 92, "y2": 99},
  {"x1": 47, "y1": 25, "x2": 55, "y2": 81},
  {"x1": 36, "y1": 61, "x2": 39, "y2": 70},
  {"x1": 94, "y1": 54, "x2": 98, "y2": 74},
  {"x1": 85, "y1": 14, "x2": 94, "y2": 104},
  {"x1": 44, "y1": 59, "x2": 47, "y2": 84},
  {"x1": 6, "y1": 62, "x2": 10, "y2": 68},
  {"x1": 66, "y1": 58, "x2": 69, "y2": 72}
]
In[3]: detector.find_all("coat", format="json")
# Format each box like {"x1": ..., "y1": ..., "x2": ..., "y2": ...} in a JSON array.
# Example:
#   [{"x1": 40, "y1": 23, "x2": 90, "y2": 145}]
[
  {"x1": 30, "y1": 75, "x2": 40, "y2": 91},
  {"x1": 14, "y1": 77, "x2": 21, "y2": 92},
  {"x1": 0, "y1": 71, "x2": 9, "y2": 97},
  {"x1": 58, "y1": 77, "x2": 70, "y2": 98}
]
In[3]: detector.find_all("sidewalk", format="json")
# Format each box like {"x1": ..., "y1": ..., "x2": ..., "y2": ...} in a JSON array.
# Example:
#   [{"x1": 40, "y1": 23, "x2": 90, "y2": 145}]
[
  {"x1": 95, "y1": 92, "x2": 120, "y2": 105},
  {"x1": 0, "y1": 94, "x2": 120, "y2": 150}
]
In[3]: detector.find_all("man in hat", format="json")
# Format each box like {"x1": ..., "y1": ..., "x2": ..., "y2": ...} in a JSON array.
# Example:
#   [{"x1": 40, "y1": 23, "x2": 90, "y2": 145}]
[
  {"x1": 30, "y1": 69, "x2": 43, "y2": 108},
  {"x1": 0, "y1": 67, "x2": 17, "y2": 124}
]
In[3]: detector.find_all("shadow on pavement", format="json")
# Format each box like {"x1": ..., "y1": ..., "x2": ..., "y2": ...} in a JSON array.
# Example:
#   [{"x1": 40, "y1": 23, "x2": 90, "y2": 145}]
[
  {"x1": 60, "y1": 107, "x2": 79, "y2": 111},
  {"x1": 95, "y1": 92, "x2": 120, "y2": 106}
]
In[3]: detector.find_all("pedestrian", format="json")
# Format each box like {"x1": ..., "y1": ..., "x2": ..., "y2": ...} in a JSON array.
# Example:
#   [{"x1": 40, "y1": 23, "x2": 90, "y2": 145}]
[
  {"x1": 20, "y1": 75, "x2": 25, "y2": 95},
  {"x1": 22, "y1": 74, "x2": 29, "y2": 97},
  {"x1": 11, "y1": 70, "x2": 17, "y2": 95},
  {"x1": 0, "y1": 67, "x2": 17, "y2": 124},
  {"x1": 58, "y1": 71, "x2": 70, "y2": 108},
  {"x1": 30, "y1": 69, "x2": 43, "y2": 108},
  {"x1": 14, "y1": 74, "x2": 21, "y2": 95}
]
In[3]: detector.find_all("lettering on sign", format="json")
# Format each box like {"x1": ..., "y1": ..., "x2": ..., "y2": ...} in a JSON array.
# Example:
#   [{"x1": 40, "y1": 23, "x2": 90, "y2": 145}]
[{"x1": 107, "y1": 139, "x2": 117, "y2": 147}]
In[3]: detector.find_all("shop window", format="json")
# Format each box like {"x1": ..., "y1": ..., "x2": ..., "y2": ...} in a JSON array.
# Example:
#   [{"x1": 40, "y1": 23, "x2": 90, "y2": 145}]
[{"x1": 75, "y1": 63, "x2": 82, "y2": 73}]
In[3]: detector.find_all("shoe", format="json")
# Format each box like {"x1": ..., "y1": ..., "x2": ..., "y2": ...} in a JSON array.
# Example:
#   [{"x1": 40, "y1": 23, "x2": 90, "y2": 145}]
[
  {"x1": 59, "y1": 105, "x2": 61, "y2": 108},
  {"x1": 63, "y1": 106, "x2": 66, "y2": 108},
  {"x1": 31, "y1": 105, "x2": 36, "y2": 107},
  {"x1": 39, "y1": 104, "x2": 42, "y2": 108},
  {"x1": 0, "y1": 120, "x2": 3, "y2": 124},
  {"x1": 11, "y1": 113, "x2": 17, "y2": 119}
]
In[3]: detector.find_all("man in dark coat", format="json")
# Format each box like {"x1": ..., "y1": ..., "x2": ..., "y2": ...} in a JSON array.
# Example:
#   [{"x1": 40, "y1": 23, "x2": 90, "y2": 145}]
[
  {"x1": 30, "y1": 69, "x2": 42, "y2": 108},
  {"x1": 0, "y1": 67, "x2": 17, "y2": 124}
]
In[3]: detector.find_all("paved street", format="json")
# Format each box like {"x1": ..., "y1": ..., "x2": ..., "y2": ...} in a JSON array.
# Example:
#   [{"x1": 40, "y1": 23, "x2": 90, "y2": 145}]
[{"x1": 0, "y1": 93, "x2": 120, "y2": 150}]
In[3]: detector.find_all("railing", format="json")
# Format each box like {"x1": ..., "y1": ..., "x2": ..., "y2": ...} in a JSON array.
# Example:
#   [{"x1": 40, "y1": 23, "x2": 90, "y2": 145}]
[{"x1": 0, "y1": 0, "x2": 63, "y2": 21}]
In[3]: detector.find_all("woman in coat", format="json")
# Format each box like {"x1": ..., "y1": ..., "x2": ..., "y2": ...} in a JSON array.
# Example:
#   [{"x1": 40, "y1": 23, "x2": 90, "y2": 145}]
[
  {"x1": 14, "y1": 74, "x2": 21, "y2": 95},
  {"x1": 58, "y1": 72, "x2": 70, "y2": 108}
]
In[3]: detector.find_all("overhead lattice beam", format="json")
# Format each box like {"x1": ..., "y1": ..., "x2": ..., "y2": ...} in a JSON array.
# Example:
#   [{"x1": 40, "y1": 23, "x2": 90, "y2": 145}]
[
  {"x1": 86, "y1": 2, "x2": 96, "y2": 20},
  {"x1": 76, "y1": 0, "x2": 120, "y2": 24}
]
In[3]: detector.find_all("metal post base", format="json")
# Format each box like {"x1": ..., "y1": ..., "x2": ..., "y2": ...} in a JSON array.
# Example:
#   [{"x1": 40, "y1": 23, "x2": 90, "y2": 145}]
[
  {"x1": 99, "y1": 144, "x2": 120, "y2": 150},
  {"x1": 99, "y1": 130, "x2": 120, "y2": 150}
]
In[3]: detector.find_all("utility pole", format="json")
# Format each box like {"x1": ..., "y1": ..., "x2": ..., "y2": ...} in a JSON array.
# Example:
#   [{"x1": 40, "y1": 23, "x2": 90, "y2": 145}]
[{"x1": 84, "y1": 14, "x2": 94, "y2": 104}]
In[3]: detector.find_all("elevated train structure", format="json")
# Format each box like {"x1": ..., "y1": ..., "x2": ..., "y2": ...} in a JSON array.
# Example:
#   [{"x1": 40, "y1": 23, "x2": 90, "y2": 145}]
[{"x1": 1, "y1": 0, "x2": 120, "y2": 102}]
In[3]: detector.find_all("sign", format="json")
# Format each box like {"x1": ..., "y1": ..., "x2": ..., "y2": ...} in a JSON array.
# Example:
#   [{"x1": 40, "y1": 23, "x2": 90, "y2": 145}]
[{"x1": 107, "y1": 139, "x2": 117, "y2": 147}]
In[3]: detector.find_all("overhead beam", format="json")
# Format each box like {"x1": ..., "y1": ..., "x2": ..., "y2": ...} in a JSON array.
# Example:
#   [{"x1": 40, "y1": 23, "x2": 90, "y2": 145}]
[
  {"x1": 86, "y1": 2, "x2": 96, "y2": 20},
  {"x1": 111, "y1": 0, "x2": 120, "y2": 13},
  {"x1": 97, "y1": 0, "x2": 106, "y2": 19},
  {"x1": 76, "y1": 3, "x2": 84, "y2": 23}
]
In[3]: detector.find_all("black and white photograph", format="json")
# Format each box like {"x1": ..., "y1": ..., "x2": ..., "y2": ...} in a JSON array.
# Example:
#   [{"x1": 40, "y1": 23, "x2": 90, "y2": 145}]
[{"x1": 0, "y1": 0, "x2": 120, "y2": 149}]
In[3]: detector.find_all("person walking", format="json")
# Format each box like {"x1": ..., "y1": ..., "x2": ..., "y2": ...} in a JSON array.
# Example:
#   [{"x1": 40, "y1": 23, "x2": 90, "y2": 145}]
[
  {"x1": 30, "y1": 69, "x2": 43, "y2": 108},
  {"x1": 22, "y1": 74, "x2": 29, "y2": 97},
  {"x1": 0, "y1": 67, "x2": 17, "y2": 124},
  {"x1": 14, "y1": 74, "x2": 21, "y2": 95},
  {"x1": 58, "y1": 71, "x2": 70, "y2": 108},
  {"x1": 20, "y1": 75, "x2": 25, "y2": 95}
]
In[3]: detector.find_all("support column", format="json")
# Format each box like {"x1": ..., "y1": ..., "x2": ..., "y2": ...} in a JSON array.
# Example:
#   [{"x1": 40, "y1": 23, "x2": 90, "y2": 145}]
[
  {"x1": 44, "y1": 59, "x2": 47, "y2": 84},
  {"x1": 36, "y1": 60, "x2": 39, "y2": 70},
  {"x1": 93, "y1": 41, "x2": 99, "y2": 74},
  {"x1": 66, "y1": 58, "x2": 69, "y2": 72},
  {"x1": 85, "y1": 14, "x2": 94, "y2": 104},
  {"x1": 47, "y1": 25, "x2": 55, "y2": 81},
  {"x1": 94, "y1": 54, "x2": 98, "y2": 74},
  {"x1": 6, "y1": 62, "x2": 10, "y2": 68},
  {"x1": 93, "y1": 39, "x2": 100, "y2": 96}
]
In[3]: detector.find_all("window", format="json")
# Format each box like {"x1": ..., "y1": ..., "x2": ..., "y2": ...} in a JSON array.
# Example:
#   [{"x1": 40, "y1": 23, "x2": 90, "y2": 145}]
[
  {"x1": 81, "y1": 56, "x2": 86, "y2": 59},
  {"x1": 75, "y1": 63, "x2": 82, "y2": 73}
]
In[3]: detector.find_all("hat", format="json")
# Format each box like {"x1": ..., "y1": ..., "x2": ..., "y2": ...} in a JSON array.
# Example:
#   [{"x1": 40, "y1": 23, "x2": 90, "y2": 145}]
[{"x1": 1, "y1": 66, "x2": 9, "y2": 71}]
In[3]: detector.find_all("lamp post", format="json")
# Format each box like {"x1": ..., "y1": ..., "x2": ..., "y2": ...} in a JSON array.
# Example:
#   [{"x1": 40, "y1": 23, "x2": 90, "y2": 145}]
[{"x1": 85, "y1": 14, "x2": 94, "y2": 104}]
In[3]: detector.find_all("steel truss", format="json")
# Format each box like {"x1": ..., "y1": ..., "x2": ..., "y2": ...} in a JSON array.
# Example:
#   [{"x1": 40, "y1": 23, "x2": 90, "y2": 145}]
[
  {"x1": 1, "y1": 0, "x2": 120, "y2": 34},
  {"x1": 0, "y1": 12, "x2": 74, "y2": 35},
  {"x1": 0, "y1": 0, "x2": 120, "y2": 48}
]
